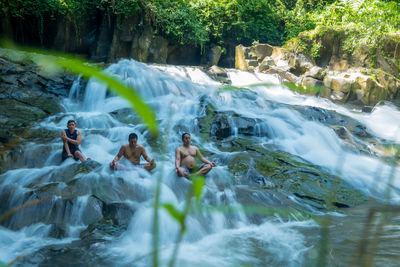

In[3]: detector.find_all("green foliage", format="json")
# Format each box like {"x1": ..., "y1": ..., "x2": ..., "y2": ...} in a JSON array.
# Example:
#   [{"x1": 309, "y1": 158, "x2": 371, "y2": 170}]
[
  {"x1": 310, "y1": 0, "x2": 400, "y2": 52},
  {"x1": 149, "y1": 0, "x2": 285, "y2": 47},
  {"x1": 0, "y1": 0, "x2": 99, "y2": 22},
  {"x1": 311, "y1": 42, "x2": 322, "y2": 59},
  {"x1": 193, "y1": 0, "x2": 284, "y2": 46},
  {"x1": 98, "y1": 0, "x2": 141, "y2": 18},
  {"x1": 281, "y1": 0, "x2": 317, "y2": 41},
  {"x1": 0, "y1": 0, "x2": 59, "y2": 19},
  {"x1": 150, "y1": 0, "x2": 209, "y2": 47}
]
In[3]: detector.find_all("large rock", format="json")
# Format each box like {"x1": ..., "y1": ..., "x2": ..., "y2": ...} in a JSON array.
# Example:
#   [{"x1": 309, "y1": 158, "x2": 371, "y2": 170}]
[
  {"x1": 235, "y1": 45, "x2": 248, "y2": 71},
  {"x1": 52, "y1": 16, "x2": 97, "y2": 54},
  {"x1": 119, "y1": 16, "x2": 139, "y2": 42},
  {"x1": 264, "y1": 66, "x2": 299, "y2": 83},
  {"x1": 257, "y1": 56, "x2": 275, "y2": 72},
  {"x1": 107, "y1": 24, "x2": 130, "y2": 62},
  {"x1": 376, "y1": 53, "x2": 399, "y2": 76},
  {"x1": 300, "y1": 76, "x2": 324, "y2": 91},
  {"x1": 218, "y1": 41, "x2": 236, "y2": 68},
  {"x1": 323, "y1": 72, "x2": 355, "y2": 93},
  {"x1": 321, "y1": 70, "x2": 398, "y2": 105},
  {"x1": 395, "y1": 42, "x2": 400, "y2": 61},
  {"x1": 148, "y1": 36, "x2": 169, "y2": 64},
  {"x1": 221, "y1": 138, "x2": 368, "y2": 210},
  {"x1": 206, "y1": 65, "x2": 229, "y2": 83},
  {"x1": 209, "y1": 113, "x2": 266, "y2": 139},
  {"x1": 131, "y1": 25, "x2": 153, "y2": 62},
  {"x1": 254, "y1": 43, "x2": 273, "y2": 62},
  {"x1": 201, "y1": 46, "x2": 222, "y2": 66},
  {"x1": 103, "y1": 202, "x2": 136, "y2": 226},
  {"x1": 91, "y1": 16, "x2": 114, "y2": 62},
  {"x1": 303, "y1": 66, "x2": 326, "y2": 80},
  {"x1": 288, "y1": 53, "x2": 315, "y2": 75},
  {"x1": 0, "y1": 55, "x2": 74, "y2": 154},
  {"x1": 167, "y1": 45, "x2": 201, "y2": 65}
]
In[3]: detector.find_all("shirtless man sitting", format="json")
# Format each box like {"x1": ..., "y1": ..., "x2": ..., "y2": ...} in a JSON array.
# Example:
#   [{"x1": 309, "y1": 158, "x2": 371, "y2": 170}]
[
  {"x1": 110, "y1": 133, "x2": 156, "y2": 171},
  {"x1": 175, "y1": 133, "x2": 216, "y2": 178}
]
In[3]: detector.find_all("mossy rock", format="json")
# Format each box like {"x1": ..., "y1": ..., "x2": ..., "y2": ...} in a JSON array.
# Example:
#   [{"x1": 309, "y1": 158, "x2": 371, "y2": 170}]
[{"x1": 223, "y1": 138, "x2": 368, "y2": 210}]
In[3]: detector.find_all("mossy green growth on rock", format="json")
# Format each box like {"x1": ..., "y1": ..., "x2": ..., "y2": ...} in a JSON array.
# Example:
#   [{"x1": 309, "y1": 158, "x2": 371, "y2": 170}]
[{"x1": 222, "y1": 138, "x2": 368, "y2": 210}]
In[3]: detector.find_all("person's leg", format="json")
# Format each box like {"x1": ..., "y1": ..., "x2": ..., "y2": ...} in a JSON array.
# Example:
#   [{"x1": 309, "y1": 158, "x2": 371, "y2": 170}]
[
  {"x1": 74, "y1": 150, "x2": 87, "y2": 163},
  {"x1": 143, "y1": 159, "x2": 156, "y2": 171},
  {"x1": 176, "y1": 167, "x2": 190, "y2": 178},
  {"x1": 110, "y1": 161, "x2": 127, "y2": 170},
  {"x1": 192, "y1": 164, "x2": 212, "y2": 176}
]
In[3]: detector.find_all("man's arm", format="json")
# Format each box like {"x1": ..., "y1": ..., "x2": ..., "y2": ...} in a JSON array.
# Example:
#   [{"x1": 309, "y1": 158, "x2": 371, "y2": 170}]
[
  {"x1": 141, "y1": 147, "x2": 153, "y2": 163},
  {"x1": 62, "y1": 131, "x2": 82, "y2": 146},
  {"x1": 196, "y1": 147, "x2": 216, "y2": 166},
  {"x1": 175, "y1": 147, "x2": 181, "y2": 172},
  {"x1": 112, "y1": 146, "x2": 125, "y2": 164},
  {"x1": 62, "y1": 131, "x2": 73, "y2": 157}
]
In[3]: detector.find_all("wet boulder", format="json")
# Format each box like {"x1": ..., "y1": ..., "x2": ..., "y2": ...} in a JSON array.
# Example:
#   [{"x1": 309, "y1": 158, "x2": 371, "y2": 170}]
[
  {"x1": 208, "y1": 112, "x2": 267, "y2": 140},
  {"x1": 102, "y1": 202, "x2": 136, "y2": 226},
  {"x1": 0, "y1": 54, "x2": 75, "y2": 154},
  {"x1": 221, "y1": 138, "x2": 368, "y2": 211}
]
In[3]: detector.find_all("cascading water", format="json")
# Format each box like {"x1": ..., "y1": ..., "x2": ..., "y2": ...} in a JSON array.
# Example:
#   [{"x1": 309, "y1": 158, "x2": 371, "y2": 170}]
[{"x1": 1, "y1": 59, "x2": 400, "y2": 266}]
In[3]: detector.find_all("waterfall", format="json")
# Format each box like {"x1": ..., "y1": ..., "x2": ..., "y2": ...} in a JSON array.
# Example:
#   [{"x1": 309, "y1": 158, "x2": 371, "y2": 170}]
[{"x1": 1, "y1": 59, "x2": 400, "y2": 266}]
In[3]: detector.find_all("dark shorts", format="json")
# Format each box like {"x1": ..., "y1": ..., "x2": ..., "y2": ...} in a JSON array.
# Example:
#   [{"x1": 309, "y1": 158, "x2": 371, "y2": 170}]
[{"x1": 62, "y1": 148, "x2": 81, "y2": 161}]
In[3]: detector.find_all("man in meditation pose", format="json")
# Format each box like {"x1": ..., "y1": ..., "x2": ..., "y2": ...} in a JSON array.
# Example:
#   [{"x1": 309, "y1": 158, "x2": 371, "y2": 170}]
[
  {"x1": 110, "y1": 133, "x2": 156, "y2": 171},
  {"x1": 175, "y1": 133, "x2": 216, "y2": 178},
  {"x1": 61, "y1": 120, "x2": 90, "y2": 163}
]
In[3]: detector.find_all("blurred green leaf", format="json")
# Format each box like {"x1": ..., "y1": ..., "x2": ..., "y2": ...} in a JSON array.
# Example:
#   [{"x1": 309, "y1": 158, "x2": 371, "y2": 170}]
[
  {"x1": 283, "y1": 81, "x2": 324, "y2": 94},
  {"x1": 248, "y1": 82, "x2": 277, "y2": 88},
  {"x1": 217, "y1": 84, "x2": 247, "y2": 92},
  {"x1": 0, "y1": 261, "x2": 7, "y2": 267},
  {"x1": 162, "y1": 203, "x2": 184, "y2": 225},
  {"x1": 191, "y1": 175, "x2": 205, "y2": 204},
  {"x1": 218, "y1": 82, "x2": 277, "y2": 93}
]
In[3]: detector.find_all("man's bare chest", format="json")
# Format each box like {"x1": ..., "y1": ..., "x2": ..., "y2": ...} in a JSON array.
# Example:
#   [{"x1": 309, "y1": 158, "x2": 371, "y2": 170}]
[
  {"x1": 181, "y1": 147, "x2": 196, "y2": 158},
  {"x1": 124, "y1": 147, "x2": 141, "y2": 158}
]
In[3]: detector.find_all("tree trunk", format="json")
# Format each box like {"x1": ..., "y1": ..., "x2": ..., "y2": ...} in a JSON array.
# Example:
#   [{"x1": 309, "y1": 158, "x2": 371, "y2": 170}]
[{"x1": 0, "y1": 12, "x2": 14, "y2": 40}]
